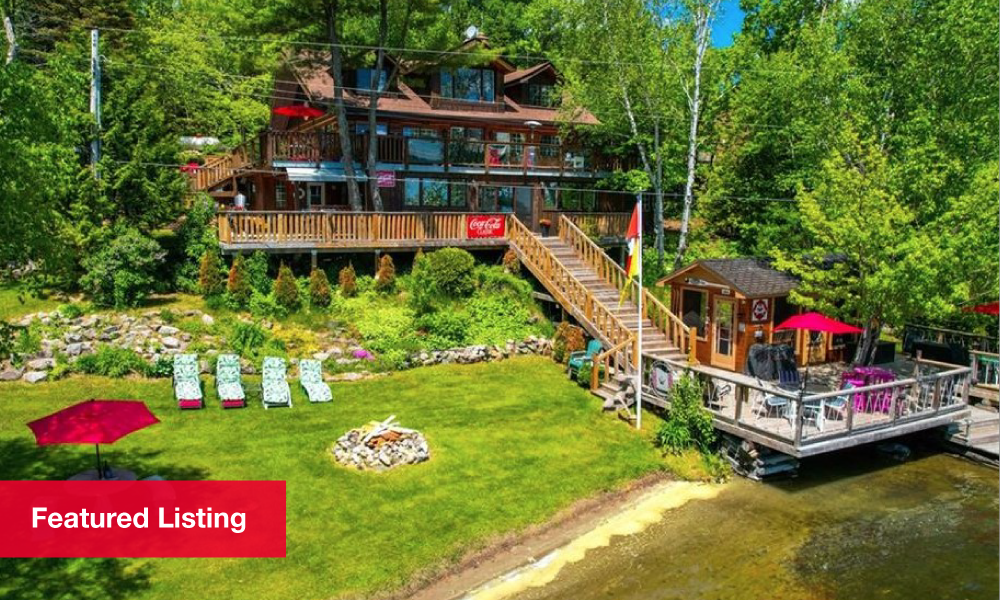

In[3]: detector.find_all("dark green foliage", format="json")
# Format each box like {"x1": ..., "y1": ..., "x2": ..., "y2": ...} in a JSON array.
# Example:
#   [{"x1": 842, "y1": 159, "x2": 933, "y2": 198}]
[
  {"x1": 273, "y1": 263, "x2": 299, "y2": 309},
  {"x1": 308, "y1": 268, "x2": 332, "y2": 308},
  {"x1": 245, "y1": 251, "x2": 271, "y2": 296},
  {"x1": 80, "y1": 228, "x2": 165, "y2": 308},
  {"x1": 552, "y1": 322, "x2": 585, "y2": 364},
  {"x1": 375, "y1": 255, "x2": 396, "y2": 293},
  {"x1": 249, "y1": 292, "x2": 288, "y2": 320},
  {"x1": 226, "y1": 255, "x2": 252, "y2": 309},
  {"x1": 198, "y1": 251, "x2": 226, "y2": 297},
  {"x1": 230, "y1": 321, "x2": 268, "y2": 356},
  {"x1": 655, "y1": 376, "x2": 716, "y2": 454},
  {"x1": 146, "y1": 355, "x2": 175, "y2": 378},
  {"x1": 420, "y1": 248, "x2": 476, "y2": 296},
  {"x1": 339, "y1": 264, "x2": 358, "y2": 298},
  {"x1": 416, "y1": 311, "x2": 470, "y2": 347},
  {"x1": 176, "y1": 196, "x2": 219, "y2": 291},
  {"x1": 0, "y1": 322, "x2": 17, "y2": 362},
  {"x1": 74, "y1": 345, "x2": 149, "y2": 378}
]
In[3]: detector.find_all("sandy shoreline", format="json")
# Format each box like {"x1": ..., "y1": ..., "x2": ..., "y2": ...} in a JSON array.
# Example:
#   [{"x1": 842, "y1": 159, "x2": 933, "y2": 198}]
[{"x1": 377, "y1": 473, "x2": 718, "y2": 600}]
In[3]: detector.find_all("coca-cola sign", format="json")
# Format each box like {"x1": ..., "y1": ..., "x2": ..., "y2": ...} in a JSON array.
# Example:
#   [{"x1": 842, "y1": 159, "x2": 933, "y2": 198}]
[{"x1": 466, "y1": 214, "x2": 506, "y2": 239}]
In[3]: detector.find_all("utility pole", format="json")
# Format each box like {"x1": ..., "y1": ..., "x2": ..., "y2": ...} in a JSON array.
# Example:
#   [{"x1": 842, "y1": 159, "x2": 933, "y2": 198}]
[
  {"x1": 635, "y1": 193, "x2": 643, "y2": 431},
  {"x1": 90, "y1": 29, "x2": 101, "y2": 179},
  {"x1": 654, "y1": 117, "x2": 664, "y2": 270}
]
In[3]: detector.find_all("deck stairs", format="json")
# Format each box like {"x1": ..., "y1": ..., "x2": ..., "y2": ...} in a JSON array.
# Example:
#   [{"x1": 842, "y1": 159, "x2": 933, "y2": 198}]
[
  {"x1": 943, "y1": 405, "x2": 1000, "y2": 463},
  {"x1": 507, "y1": 214, "x2": 693, "y2": 415}
]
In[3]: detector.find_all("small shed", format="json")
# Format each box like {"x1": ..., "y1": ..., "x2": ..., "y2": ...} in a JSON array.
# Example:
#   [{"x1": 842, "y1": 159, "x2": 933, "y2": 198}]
[{"x1": 656, "y1": 258, "x2": 851, "y2": 372}]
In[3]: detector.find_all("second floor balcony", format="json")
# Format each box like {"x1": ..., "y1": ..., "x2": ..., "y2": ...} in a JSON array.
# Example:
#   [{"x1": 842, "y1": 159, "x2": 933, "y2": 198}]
[{"x1": 261, "y1": 131, "x2": 632, "y2": 176}]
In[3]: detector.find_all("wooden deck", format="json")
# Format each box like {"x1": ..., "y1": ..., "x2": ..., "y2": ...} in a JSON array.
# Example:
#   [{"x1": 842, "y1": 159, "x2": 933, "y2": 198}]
[
  {"x1": 649, "y1": 358, "x2": 973, "y2": 458},
  {"x1": 216, "y1": 211, "x2": 631, "y2": 253}
]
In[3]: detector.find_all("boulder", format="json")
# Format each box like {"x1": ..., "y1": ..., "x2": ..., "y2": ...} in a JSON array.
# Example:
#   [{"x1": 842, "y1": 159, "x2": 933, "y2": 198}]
[
  {"x1": 161, "y1": 336, "x2": 181, "y2": 349},
  {"x1": 201, "y1": 314, "x2": 215, "y2": 326},
  {"x1": 0, "y1": 367, "x2": 25, "y2": 382},
  {"x1": 158, "y1": 325, "x2": 180, "y2": 335},
  {"x1": 26, "y1": 358, "x2": 55, "y2": 371},
  {"x1": 22, "y1": 371, "x2": 48, "y2": 384}
]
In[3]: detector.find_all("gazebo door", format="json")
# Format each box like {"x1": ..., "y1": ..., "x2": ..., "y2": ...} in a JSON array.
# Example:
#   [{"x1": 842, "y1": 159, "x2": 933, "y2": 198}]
[{"x1": 711, "y1": 297, "x2": 737, "y2": 370}]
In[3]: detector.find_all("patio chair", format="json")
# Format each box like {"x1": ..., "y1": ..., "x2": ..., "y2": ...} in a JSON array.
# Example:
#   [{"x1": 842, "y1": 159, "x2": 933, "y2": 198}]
[
  {"x1": 262, "y1": 357, "x2": 292, "y2": 409},
  {"x1": 752, "y1": 379, "x2": 790, "y2": 423},
  {"x1": 567, "y1": 339, "x2": 603, "y2": 380},
  {"x1": 299, "y1": 359, "x2": 332, "y2": 403},
  {"x1": 215, "y1": 354, "x2": 246, "y2": 409},
  {"x1": 173, "y1": 354, "x2": 204, "y2": 409}
]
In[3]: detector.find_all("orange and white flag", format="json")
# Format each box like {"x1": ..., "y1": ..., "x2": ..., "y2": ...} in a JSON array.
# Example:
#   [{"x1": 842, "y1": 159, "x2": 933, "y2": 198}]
[{"x1": 619, "y1": 203, "x2": 640, "y2": 306}]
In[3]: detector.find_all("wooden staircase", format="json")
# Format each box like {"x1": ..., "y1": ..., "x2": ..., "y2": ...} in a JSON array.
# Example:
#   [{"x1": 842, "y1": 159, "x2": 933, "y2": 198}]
[
  {"x1": 189, "y1": 138, "x2": 261, "y2": 198},
  {"x1": 507, "y1": 214, "x2": 694, "y2": 413}
]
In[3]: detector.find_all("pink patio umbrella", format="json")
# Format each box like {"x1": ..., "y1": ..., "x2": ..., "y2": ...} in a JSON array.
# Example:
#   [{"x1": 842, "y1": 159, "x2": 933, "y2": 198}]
[
  {"x1": 272, "y1": 105, "x2": 325, "y2": 119},
  {"x1": 27, "y1": 399, "x2": 160, "y2": 479},
  {"x1": 179, "y1": 161, "x2": 200, "y2": 174},
  {"x1": 775, "y1": 311, "x2": 864, "y2": 386}
]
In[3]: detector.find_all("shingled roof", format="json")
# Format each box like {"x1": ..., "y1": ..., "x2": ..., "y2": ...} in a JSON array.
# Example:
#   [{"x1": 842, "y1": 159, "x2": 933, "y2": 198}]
[{"x1": 662, "y1": 258, "x2": 800, "y2": 298}]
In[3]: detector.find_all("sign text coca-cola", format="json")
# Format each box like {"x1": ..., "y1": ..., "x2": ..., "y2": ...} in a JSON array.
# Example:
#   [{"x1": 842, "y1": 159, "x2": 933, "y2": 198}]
[{"x1": 466, "y1": 214, "x2": 506, "y2": 239}]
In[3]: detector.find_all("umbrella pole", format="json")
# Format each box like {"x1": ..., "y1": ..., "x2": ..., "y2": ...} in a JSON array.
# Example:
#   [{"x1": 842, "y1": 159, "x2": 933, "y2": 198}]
[{"x1": 95, "y1": 444, "x2": 102, "y2": 480}]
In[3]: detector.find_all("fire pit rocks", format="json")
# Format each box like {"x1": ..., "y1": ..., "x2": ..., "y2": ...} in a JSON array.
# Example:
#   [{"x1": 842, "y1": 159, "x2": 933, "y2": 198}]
[{"x1": 332, "y1": 415, "x2": 430, "y2": 471}]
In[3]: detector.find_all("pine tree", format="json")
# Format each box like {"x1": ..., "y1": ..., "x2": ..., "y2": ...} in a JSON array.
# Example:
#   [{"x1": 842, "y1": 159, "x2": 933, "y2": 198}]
[
  {"x1": 198, "y1": 251, "x2": 225, "y2": 297},
  {"x1": 375, "y1": 254, "x2": 396, "y2": 292},
  {"x1": 338, "y1": 263, "x2": 357, "y2": 298},
  {"x1": 226, "y1": 255, "x2": 252, "y2": 308},
  {"x1": 309, "y1": 268, "x2": 332, "y2": 307},
  {"x1": 273, "y1": 263, "x2": 300, "y2": 309}
]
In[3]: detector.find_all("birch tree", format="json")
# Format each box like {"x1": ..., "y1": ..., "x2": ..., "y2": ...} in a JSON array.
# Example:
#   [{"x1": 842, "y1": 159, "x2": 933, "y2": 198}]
[
  {"x1": 672, "y1": 0, "x2": 719, "y2": 269},
  {"x1": 324, "y1": 0, "x2": 364, "y2": 210}
]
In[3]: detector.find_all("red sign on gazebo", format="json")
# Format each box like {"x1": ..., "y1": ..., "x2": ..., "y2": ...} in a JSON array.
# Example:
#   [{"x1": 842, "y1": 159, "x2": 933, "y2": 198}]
[{"x1": 466, "y1": 215, "x2": 506, "y2": 239}]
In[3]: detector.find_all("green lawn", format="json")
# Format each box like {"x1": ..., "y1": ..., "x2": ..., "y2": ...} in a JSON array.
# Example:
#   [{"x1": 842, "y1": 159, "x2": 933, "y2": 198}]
[
  {"x1": 0, "y1": 356, "x2": 665, "y2": 600},
  {"x1": 0, "y1": 285, "x2": 62, "y2": 321}
]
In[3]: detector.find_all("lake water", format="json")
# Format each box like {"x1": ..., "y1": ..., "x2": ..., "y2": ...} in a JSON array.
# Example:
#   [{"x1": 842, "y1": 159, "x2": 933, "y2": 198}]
[{"x1": 504, "y1": 446, "x2": 999, "y2": 600}]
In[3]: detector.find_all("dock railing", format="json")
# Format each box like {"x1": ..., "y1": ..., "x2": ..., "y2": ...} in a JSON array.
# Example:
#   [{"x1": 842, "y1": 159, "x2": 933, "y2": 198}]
[{"x1": 666, "y1": 359, "x2": 971, "y2": 455}]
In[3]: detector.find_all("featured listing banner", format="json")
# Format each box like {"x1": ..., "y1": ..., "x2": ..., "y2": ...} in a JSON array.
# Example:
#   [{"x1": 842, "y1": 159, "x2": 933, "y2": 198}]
[{"x1": 0, "y1": 481, "x2": 286, "y2": 558}]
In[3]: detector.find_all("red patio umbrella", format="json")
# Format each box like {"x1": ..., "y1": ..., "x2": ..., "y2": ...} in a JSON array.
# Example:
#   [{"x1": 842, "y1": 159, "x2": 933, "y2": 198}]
[
  {"x1": 272, "y1": 105, "x2": 325, "y2": 119},
  {"x1": 179, "y1": 161, "x2": 200, "y2": 174},
  {"x1": 775, "y1": 312, "x2": 864, "y2": 386},
  {"x1": 964, "y1": 301, "x2": 999, "y2": 316},
  {"x1": 27, "y1": 400, "x2": 160, "y2": 479}
]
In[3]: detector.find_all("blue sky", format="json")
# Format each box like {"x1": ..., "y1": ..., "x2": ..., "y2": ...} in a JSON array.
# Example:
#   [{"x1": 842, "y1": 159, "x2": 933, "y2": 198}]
[{"x1": 712, "y1": 0, "x2": 745, "y2": 47}]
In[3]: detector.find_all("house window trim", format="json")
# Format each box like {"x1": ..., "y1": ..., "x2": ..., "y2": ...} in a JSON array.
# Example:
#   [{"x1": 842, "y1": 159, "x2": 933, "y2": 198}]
[
  {"x1": 306, "y1": 182, "x2": 325, "y2": 209},
  {"x1": 275, "y1": 183, "x2": 287, "y2": 209},
  {"x1": 439, "y1": 68, "x2": 496, "y2": 103}
]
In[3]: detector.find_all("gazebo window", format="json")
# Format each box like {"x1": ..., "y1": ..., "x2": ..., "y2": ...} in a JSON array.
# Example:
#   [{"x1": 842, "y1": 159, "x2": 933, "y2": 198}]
[{"x1": 681, "y1": 288, "x2": 708, "y2": 337}]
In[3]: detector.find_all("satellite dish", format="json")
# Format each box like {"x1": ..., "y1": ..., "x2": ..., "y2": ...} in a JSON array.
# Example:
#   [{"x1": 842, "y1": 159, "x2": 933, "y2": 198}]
[{"x1": 464, "y1": 25, "x2": 479, "y2": 40}]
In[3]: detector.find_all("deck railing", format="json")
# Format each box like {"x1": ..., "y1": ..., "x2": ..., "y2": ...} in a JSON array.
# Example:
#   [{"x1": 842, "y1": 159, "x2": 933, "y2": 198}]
[
  {"x1": 663, "y1": 358, "x2": 971, "y2": 454},
  {"x1": 590, "y1": 337, "x2": 636, "y2": 392},
  {"x1": 507, "y1": 216, "x2": 638, "y2": 367},
  {"x1": 192, "y1": 138, "x2": 260, "y2": 191},
  {"x1": 562, "y1": 212, "x2": 632, "y2": 239},
  {"x1": 262, "y1": 130, "x2": 620, "y2": 173},
  {"x1": 643, "y1": 289, "x2": 696, "y2": 362},
  {"x1": 217, "y1": 211, "x2": 505, "y2": 247}
]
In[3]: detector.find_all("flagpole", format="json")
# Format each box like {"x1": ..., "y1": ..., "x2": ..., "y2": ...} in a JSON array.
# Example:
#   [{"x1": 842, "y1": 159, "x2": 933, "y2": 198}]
[{"x1": 635, "y1": 193, "x2": 643, "y2": 431}]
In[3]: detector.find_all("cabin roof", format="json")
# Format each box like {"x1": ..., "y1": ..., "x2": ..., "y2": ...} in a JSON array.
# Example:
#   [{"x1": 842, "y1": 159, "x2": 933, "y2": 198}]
[
  {"x1": 659, "y1": 258, "x2": 800, "y2": 299},
  {"x1": 504, "y1": 61, "x2": 555, "y2": 85},
  {"x1": 284, "y1": 53, "x2": 597, "y2": 127}
]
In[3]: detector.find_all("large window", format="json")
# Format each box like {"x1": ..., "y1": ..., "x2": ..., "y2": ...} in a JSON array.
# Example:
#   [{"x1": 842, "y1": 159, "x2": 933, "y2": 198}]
[
  {"x1": 356, "y1": 68, "x2": 387, "y2": 91},
  {"x1": 559, "y1": 188, "x2": 596, "y2": 211},
  {"x1": 441, "y1": 68, "x2": 496, "y2": 102},
  {"x1": 450, "y1": 127, "x2": 484, "y2": 165},
  {"x1": 681, "y1": 288, "x2": 709, "y2": 336},
  {"x1": 525, "y1": 84, "x2": 557, "y2": 107},
  {"x1": 480, "y1": 186, "x2": 514, "y2": 213},
  {"x1": 355, "y1": 122, "x2": 388, "y2": 136},
  {"x1": 403, "y1": 128, "x2": 444, "y2": 164},
  {"x1": 275, "y1": 184, "x2": 287, "y2": 208},
  {"x1": 404, "y1": 179, "x2": 464, "y2": 207}
]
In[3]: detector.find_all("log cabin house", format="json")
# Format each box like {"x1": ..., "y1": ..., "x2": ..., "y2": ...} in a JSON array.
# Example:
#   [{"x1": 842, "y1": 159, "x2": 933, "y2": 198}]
[
  {"x1": 194, "y1": 32, "x2": 635, "y2": 253},
  {"x1": 657, "y1": 258, "x2": 856, "y2": 372}
]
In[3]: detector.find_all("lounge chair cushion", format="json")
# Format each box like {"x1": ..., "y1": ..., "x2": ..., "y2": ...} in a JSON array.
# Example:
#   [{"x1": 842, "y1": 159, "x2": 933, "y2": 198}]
[
  {"x1": 217, "y1": 382, "x2": 245, "y2": 401},
  {"x1": 262, "y1": 357, "x2": 291, "y2": 406},
  {"x1": 302, "y1": 381, "x2": 332, "y2": 403},
  {"x1": 174, "y1": 380, "x2": 202, "y2": 401}
]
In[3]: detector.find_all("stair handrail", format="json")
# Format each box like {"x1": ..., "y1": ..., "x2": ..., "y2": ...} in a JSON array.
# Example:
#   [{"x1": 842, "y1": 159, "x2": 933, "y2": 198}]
[
  {"x1": 507, "y1": 216, "x2": 638, "y2": 365},
  {"x1": 590, "y1": 337, "x2": 635, "y2": 391},
  {"x1": 192, "y1": 137, "x2": 259, "y2": 191},
  {"x1": 558, "y1": 214, "x2": 638, "y2": 306},
  {"x1": 642, "y1": 288, "x2": 695, "y2": 362}
]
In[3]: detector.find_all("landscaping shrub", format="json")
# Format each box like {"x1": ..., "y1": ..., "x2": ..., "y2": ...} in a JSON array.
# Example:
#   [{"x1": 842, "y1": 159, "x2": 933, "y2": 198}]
[
  {"x1": 375, "y1": 254, "x2": 396, "y2": 293},
  {"x1": 57, "y1": 303, "x2": 85, "y2": 320},
  {"x1": 416, "y1": 311, "x2": 470, "y2": 347},
  {"x1": 245, "y1": 251, "x2": 272, "y2": 296},
  {"x1": 177, "y1": 195, "x2": 220, "y2": 292},
  {"x1": 230, "y1": 321, "x2": 268, "y2": 356},
  {"x1": 0, "y1": 322, "x2": 17, "y2": 362},
  {"x1": 74, "y1": 345, "x2": 148, "y2": 378},
  {"x1": 81, "y1": 228, "x2": 165, "y2": 308},
  {"x1": 355, "y1": 275, "x2": 376, "y2": 295},
  {"x1": 249, "y1": 291, "x2": 288, "y2": 320},
  {"x1": 274, "y1": 263, "x2": 300, "y2": 309},
  {"x1": 339, "y1": 264, "x2": 358, "y2": 298},
  {"x1": 226, "y1": 255, "x2": 253, "y2": 309},
  {"x1": 355, "y1": 304, "x2": 420, "y2": 353},
  {"x1": 198, "y1": 251, "x2": 226, "y2": 297},
  {"x1": 552, "y1": 322, "x2": 585, "y2": 363},
  {"x1": 13, "y1": 321, "x2": 42, "y2": 360},
  {"x1": 655, "y1": 376, "x2": 716, "y2": 454},
  {"x1": 159, "y1": 309, "x2": 177, "y2": 324},
  {"x1": 465, "y1": 294, "x2": 534, "y2": 346},
  {"x1": 474, "y1": 265, "x2": 532, "y2": 301},
  {"x1": 421, "y1": 247, "x2": 475, "y2": 296},
  {"x1": 309, "y1": 268, "x2": 332, "y2": 308},
  {"x1": 146, "y1": 355, "x2": 174, "y2": 378},
  {"x1": 502, "y1": 248, "x2": 521, "y2": 274}
]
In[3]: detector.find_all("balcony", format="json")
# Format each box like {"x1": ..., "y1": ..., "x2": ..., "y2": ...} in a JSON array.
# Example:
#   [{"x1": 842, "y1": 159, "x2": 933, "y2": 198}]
[{"x1": 261, "y1": 131, "x2": 631, "y2": 175}]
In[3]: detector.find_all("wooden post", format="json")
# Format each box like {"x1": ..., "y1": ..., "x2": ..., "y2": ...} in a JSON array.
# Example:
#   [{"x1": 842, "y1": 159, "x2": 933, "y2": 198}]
[
  {"x1": 846, "y1": 389, "x2": 856, "y2": 432},
  {"x1": 734, "y1": 384, "x2": 745, "y2": 423},
  {"x1": 793, "y1": 393, "x2": 805, "y2": 445},
  {"x1": 932, "y1": 378, "x2": 942, "y2": 413},
  {"x1": 590, "y1": 357, "x2": 600, "y2": 390},
  {"x1": 310, "y1": 250, "x2": 317, "y2": 270},
  {"x1": 962, "y1": 372, "x2": 971, "y2": 405},
  {"x1": 688, "y1": 327, "x2": 698, "y2": 365}
]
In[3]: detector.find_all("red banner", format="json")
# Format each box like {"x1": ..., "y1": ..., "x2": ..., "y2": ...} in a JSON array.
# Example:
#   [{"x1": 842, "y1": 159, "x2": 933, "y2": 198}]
[
  {"x1": 0, "y1": 481, "x2": 286, "y2": 557},
  {"x1": 466, "y1": 214, "x2": 506, "y2": 239}
]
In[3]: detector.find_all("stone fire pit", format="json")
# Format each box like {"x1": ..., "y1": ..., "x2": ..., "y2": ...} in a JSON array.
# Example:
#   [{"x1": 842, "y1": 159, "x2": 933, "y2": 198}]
[{"x1": 332, "y1": 415, "x2": 430, "y2": 472}]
